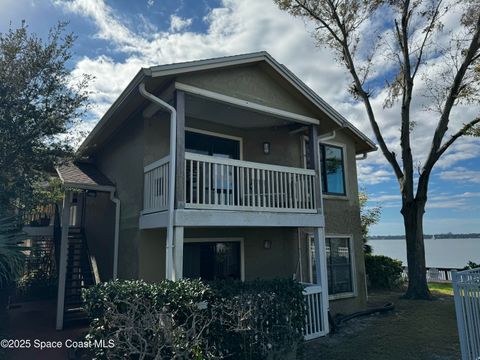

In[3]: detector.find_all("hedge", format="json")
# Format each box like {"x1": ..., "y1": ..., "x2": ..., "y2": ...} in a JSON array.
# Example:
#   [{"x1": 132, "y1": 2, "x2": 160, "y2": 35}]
[
  {"x1": 365, "y1": 254, "x2": 404, "y2": 289},
  {"x1": 82, "y1": 278, "x2": 305, "y2": 359}
]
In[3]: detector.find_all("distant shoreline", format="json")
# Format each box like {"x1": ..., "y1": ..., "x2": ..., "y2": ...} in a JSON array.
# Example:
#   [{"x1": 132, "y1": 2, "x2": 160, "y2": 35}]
[{"x1": 369, "y1": 233, "x2": 480, "y2": 240}]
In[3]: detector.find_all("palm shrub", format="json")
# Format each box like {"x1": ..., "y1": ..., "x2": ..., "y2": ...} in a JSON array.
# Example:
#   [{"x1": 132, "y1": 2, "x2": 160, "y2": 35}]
[{"x1": 0, "y1": 215, "x2": 28, "y2": 288}]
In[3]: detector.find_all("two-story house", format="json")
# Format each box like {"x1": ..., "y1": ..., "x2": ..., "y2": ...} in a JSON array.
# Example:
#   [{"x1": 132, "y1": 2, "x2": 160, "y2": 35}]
[{"x1": 55, "y1": 52, "x2": 376, "y2": 338}]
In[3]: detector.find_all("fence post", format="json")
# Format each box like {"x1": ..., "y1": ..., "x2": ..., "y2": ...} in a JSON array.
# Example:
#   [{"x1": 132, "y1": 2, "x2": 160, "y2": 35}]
[{"x1": 452, "y1": 271, "x2": 469, "y2": 360}]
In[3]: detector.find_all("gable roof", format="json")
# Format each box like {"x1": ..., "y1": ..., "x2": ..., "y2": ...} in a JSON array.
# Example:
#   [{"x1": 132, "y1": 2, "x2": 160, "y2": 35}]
[
  {"x1": 56, "y1": 162, "x2": 115, "y2": 192},
  {"x1": 78, "y1": 51, "x2": 376, "y2": 155}
]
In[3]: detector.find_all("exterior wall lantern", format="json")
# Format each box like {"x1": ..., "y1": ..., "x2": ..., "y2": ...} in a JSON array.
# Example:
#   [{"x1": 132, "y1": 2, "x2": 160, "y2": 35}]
[
  {"x1": 263, "y1": 142, "x2": 271, "y2": 155},
  {"x1": 264, "y1": 239, "x2": 272, "y2": 249}
]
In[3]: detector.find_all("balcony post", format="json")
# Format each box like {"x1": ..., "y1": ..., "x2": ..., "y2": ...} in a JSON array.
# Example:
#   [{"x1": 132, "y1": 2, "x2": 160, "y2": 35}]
[
  {"x1": 173, "y1": 226, "x2": 184, "y2": 280},
  {"x1": 175, "y1": 90, "x2": 186, "y2": 209},
  {"x1": 308, "y1": 125, "x2": 323, "y2": 211}
]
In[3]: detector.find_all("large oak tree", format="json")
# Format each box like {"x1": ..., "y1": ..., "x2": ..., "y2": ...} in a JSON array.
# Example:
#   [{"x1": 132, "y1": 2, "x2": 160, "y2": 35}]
[
  {"x1": 276, "y1": 0, "x2": 480, "y2": 299},
  {"x1": 0, "y1": 22, "x2": 90, "y2": 213}
]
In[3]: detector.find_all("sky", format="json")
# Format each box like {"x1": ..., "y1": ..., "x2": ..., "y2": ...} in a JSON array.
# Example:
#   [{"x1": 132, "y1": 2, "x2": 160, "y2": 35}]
[{"x1": 1, "y1": 0, "x2": 479, "y2": 235}]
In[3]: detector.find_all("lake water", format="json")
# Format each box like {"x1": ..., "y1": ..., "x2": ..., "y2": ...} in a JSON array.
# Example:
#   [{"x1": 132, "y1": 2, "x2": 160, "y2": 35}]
[{"x1": 369, "y1": 238, "x2": 480, "y2": 269}]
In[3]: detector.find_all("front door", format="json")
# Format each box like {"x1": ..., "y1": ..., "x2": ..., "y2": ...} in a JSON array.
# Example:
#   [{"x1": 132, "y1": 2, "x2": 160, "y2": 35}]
[{"x1": 183, "y1": 240, "x2": 241, "y2": 281}]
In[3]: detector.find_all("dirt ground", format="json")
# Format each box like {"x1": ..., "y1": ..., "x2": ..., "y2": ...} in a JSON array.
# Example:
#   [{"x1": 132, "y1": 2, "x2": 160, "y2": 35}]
[{"x1": 303, "y1": 288, "x2": 460, "y2": 360}]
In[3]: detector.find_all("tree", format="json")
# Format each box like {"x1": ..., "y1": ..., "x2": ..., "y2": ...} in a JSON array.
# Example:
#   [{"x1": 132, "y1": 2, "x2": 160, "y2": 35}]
[
  {"x1": 359, "y1": 191, "x2": 382, "y2": 254},
  {"x1": 275, "y1": 0, "x2": 480, "y2": 299},
  {"x1": 0, "y1": 21, "x2": 90, "y2": 213}
]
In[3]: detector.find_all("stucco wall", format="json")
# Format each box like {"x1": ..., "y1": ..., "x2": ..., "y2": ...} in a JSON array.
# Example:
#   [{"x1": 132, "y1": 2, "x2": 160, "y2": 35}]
[
  {"x1": 138, "y1": 227, "x2": 300, "y2": 282},
  {"x1": 84, "y1": 192, "x2": 115, "y2": 281},
  {"x1": 94, "y1": 113, "x2": 145, "y2": 279},
  {"x1": 322, "y1": 130, "x2": 367, "y2": 314},
  {"x1": 177, "y1": 64, "x2": 319, "y2": 119},
  {"x1": 186, "y1": 117, "x2": 303, "y2": 168}
]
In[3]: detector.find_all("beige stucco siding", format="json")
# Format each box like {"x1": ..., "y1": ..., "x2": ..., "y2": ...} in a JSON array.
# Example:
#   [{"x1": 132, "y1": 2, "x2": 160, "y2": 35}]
[
  {"x1": 84, "y1": 192, "x2": 115, "y2": 281},
  {"x1": 177, "y1": 64, "x2": 319, "y2": 119},
  {"x1": 322, "y1": 130, "x2": 367, "y2": 314},
  {"x1": 186, "y1": 117, "x2": 303, "y2": 168},
  {"x1": 94, "y1": 114, "x2": 145, "y2": 279}
]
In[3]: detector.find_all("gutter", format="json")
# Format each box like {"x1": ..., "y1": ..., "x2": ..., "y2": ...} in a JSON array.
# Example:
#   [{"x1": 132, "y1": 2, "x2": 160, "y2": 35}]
[
  {"x1": 138, "y1": 82, "x2": 177, "y2": 281},
  {"x1": 109, "y1": 192, "x2": 120, "y2": 279}
]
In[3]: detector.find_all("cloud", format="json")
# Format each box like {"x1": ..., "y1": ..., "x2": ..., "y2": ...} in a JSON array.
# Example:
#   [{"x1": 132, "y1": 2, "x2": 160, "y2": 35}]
[
  {"x1": 52, "y1": 0, "x2": 480, "y2": 193},
  {"x1": 439, "y1": 167, "x2": 480, "y2": 184},
  {"x1": 169, "y1": 15, "x2": 192, "y2": 32}
]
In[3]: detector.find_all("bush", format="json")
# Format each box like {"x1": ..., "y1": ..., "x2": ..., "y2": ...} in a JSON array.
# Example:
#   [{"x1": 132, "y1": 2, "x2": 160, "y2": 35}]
[
  {"x1": 16, "y1": 270, "x2": 57, "y2": 301},
  {"x1": 82, "y1": 279, "x2": 305, "y2": 359},
  {"x1": 365, "y1": 254, "x2": 403, "y2": 289}
]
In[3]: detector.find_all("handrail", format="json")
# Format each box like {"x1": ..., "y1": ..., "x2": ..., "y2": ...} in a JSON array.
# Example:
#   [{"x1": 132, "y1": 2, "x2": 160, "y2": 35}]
[{"x1": 185, "y1": 152, "x2": 315, "y2": 175}]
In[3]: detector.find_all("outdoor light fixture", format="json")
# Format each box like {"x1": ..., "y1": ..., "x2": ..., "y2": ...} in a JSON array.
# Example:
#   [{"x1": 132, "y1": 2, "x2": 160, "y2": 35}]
[
  {"x1": 264, "y1": 240, "x2": 272, "y2": 249},
  {"x1": 263, "y1": 142, "x2": 271, "y2": 155}
]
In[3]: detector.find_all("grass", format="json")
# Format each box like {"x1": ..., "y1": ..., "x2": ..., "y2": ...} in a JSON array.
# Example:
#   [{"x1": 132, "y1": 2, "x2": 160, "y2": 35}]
[
  {"x1": 304, "y1": 288, "x2": 460, "y2": 360},
  {"x1": 429, "y1": 282, "x2": 453, "y2": 296}
]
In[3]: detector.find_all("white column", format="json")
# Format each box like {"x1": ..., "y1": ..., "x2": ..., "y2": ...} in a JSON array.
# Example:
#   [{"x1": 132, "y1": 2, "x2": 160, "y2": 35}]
[
  {"x1": 313, "y1": 226, "x2": 330, "y2": 335},
  {"x1": 173, "y1": 226, "x2": 184, "y2": 281},
  {"x1": 56, "y1": 190, "x2": 72, "y2": 330}
]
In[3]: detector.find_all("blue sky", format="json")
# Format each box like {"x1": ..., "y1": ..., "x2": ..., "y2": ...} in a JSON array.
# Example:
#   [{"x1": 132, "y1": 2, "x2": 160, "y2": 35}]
[{"x1": 2, "y1": 0, "x2": 479, "y2": 235}]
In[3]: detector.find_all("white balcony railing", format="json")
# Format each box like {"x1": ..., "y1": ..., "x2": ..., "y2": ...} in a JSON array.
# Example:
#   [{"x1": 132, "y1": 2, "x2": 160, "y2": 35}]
[
  {"x1": 185, "y1": 152, "x2": 317, "y2": 213},
  {"x1": 143, "y1": 155, "x2": 170, "y2": 214}
]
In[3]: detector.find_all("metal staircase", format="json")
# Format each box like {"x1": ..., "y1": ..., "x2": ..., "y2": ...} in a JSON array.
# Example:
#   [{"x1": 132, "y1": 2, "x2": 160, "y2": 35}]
[{"x1": 63, "y1": 227, "x2": 96, "y2": 325}]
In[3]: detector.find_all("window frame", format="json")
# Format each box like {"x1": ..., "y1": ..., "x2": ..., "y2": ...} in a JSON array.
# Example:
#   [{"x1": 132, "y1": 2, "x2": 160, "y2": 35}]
[
  {"x1": 184, "y1": 237, "x2": 245, "y2": 281},
  {"x1": 301, "y1": 137, "x2": 349, "y2": 198},
  {"x1": 320, "y1": 143, "x2": 347, "y2": 196},
  {"x1": 185, "y1": 127, "x2": 244, "y2": 160},
  {"x1": 308, "y1": 234, "x2": 357, "y2": 300}
]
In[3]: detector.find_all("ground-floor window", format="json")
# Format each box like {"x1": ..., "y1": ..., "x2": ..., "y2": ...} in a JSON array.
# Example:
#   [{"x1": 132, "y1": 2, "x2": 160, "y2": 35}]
[
  {"x1": 310, "y1": 235, "x2": 354, "y2": 296},
  {"x1": 183, "y1": 240, "x2": 242, "y2": 281}
]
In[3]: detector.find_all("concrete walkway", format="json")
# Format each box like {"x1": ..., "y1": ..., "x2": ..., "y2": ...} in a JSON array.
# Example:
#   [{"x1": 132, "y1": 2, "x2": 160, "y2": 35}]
[{"x1": 5, "y1": 299, "x2": 86, "y2": 360}]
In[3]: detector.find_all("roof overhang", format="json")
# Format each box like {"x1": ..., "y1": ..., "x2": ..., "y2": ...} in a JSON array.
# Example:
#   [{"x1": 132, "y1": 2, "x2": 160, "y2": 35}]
[
  {"x1": 56, "y1": 162, "x2": 115, "y2": 193},
  {"x1": 77, "y1": 51, "x2": 376, "y2": 157}
]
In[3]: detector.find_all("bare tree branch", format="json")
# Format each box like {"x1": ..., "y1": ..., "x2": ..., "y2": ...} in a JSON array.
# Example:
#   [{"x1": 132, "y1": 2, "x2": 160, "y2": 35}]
[{"x1": 418, "y1": 11, "x2": 480, "y2": 196}]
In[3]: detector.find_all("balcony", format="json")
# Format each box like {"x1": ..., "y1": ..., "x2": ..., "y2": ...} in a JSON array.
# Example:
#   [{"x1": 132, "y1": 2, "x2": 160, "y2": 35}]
[{"x1": 143, "y1": 153, "x2": 318, "y2": 215}]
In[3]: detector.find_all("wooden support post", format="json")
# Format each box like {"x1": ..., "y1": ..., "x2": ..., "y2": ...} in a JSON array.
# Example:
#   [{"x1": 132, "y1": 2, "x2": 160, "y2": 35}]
[
  {"x1": 175, "y1": 90, "x2": 186, "y2": 209},
  {"x1": 173, "y1": 226, "x2": 184, "y2": 281},
  {"x1": 56, "y1": 190, "x2": 72, "y2": 330}
]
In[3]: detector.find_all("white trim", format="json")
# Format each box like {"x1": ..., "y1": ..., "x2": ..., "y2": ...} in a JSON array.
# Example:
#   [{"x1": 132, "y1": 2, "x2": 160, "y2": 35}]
[
  {"x1": 144, "y1": 155, "x2": 170, "y2": 172},
  {"x1": 185, "y1": 152, "x2": 315, "y2": 175},
  {"x1": 319, "y1": 140, "x2": 349, "y2": 199},
  {"x1": 185, "y1": 127, "x2": 244, "y2": 160},
  {"x1": 308, "y1": 234, "x2": 357, "y2": 300},
  {"x1": 62, "y1": 182, "x2": 115, "y2": 193},
  {"x1": 301, "y1": 136, "x2": 349, "y2": 199},
  {"x1": 56, "y1": 190, "x2": 72, "y2": 330},
  {"x1": 176, "y1": 82, "x2": 320, "y2": 125},
  {"x1": 174, "y1": 209, "x2": 324, "y2": 228},
  {"x1": 184, "y1": 237, "x2": 245, "y2": 281}
]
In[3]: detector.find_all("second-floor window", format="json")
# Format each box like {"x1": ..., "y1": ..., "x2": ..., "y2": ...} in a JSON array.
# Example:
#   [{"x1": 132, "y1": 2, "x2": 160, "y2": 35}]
[
  {"x1": 304, "y1": 140, "x2": 347, "y2": 196},
  {"x1": 320, "y1": 144, "x2": 346, "y2": 196}
]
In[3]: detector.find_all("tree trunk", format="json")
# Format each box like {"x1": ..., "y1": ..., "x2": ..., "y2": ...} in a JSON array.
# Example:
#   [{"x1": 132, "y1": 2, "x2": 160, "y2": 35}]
[{"x1": 402, "y1": 199, "x2": 432, "y2": 299}]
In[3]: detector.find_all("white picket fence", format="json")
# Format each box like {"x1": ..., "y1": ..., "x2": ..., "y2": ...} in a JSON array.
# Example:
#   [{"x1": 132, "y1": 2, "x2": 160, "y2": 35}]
[
  {"x1": 303, "y1": 285, "x2": 327, "y2": 340},
  {"x1": 452, "y1": 268, "x2": 480, "y2": 360}
]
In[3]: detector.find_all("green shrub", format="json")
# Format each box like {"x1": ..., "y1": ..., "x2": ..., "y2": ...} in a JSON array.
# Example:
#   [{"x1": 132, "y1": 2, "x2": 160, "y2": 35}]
[
  {"x1": 16, "y1": 270, "x2": 57, "y2": 300},
  {"x1": 82, "y1": 278, "x2": 305, "y2": 359},
  {"x1": 365, "y1": 254, "x2": 403, "y2": 289}
]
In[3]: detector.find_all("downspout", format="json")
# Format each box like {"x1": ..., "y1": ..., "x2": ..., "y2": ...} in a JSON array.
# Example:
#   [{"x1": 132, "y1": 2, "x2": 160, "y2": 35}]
[
  {"x1": 356, "y1": 153, "x2": 368, "y2": 160},
  {"x1": 138, "y1": 82, "x2": 177, "y2": 281},
  {"x1": 110, "y1": 191, "x2": 120, "y2": 279},
  {"x1": 318, "y1": 130, "x2": 336, "y2": 141}
]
